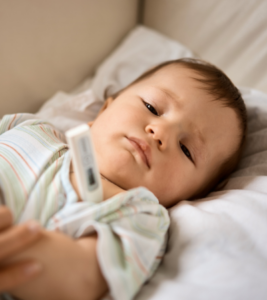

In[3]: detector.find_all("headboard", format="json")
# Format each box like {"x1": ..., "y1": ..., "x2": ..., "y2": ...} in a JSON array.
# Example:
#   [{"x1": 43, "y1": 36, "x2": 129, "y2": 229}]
[{"x1": 0, "y1": 0, "x2": 138, "y2": 116}]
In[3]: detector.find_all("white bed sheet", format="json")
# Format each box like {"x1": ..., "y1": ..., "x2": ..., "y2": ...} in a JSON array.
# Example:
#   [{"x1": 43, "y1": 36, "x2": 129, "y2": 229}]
[
  {"x1": 36, "y1": 78, "x2": 102, "y2": 133},
  {"x1": 37, "y1": 26, "x2": 267, "y2": 300}
]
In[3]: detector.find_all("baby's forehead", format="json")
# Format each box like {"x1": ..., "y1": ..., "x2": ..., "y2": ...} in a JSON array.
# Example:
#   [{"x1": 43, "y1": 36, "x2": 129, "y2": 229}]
[
  {"x1": 133, "y1": 64, "x2": 208, "y2": 94},
  {"x1": 139, "y1": 63, "x2": 194, "y2": 81},
  {"x1": 131, "y1": 67, "x2": 213, "y2": 103}
]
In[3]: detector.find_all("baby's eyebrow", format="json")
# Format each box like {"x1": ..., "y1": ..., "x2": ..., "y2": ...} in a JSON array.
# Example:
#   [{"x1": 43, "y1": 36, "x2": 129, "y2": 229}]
[{"x1": 157, "y1": 87, "x2": 183, "y2": 109}]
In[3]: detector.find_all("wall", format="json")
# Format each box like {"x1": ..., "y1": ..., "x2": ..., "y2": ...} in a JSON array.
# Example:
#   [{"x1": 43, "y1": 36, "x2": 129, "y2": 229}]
[{"x1": 143, "y1": 0, "x2": 267, "y2": 93}]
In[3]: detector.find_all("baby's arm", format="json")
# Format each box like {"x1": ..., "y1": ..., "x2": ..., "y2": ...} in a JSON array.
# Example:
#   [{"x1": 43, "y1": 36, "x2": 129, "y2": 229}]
[{"x1": 5, "y1": 230, "x2": 108, "y2": 300}]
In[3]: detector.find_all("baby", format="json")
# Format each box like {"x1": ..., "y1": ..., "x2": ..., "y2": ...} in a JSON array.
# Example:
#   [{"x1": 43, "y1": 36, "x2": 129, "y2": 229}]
[
  {"x1": 0, "y1": 58, "x2": 246, "y2": 300},
  {"x1": 89, "y1": 58, "x2": 247, "y2": 206}
]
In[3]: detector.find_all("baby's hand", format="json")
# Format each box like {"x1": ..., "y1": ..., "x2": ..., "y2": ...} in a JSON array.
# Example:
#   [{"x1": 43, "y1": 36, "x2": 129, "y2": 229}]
[{"x1": 101, "y1": 176, "x2": 126, "y2": 200}]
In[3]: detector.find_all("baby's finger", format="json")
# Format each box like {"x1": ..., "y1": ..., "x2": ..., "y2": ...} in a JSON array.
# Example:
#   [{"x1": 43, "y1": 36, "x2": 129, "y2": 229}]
[
  {"x1": 0, "y1": 206, "x2": 13, "y2": 231},
  {"x1": 0, "y1": 261, "x2": 42, "y2": 292},
  {"x1": 0, "y1": 221, "x2": 41, "y2": 261}
]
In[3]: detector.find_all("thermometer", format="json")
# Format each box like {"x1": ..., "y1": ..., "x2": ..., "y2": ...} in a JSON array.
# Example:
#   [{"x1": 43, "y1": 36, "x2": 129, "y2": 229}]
[{"x1": 65, "y1": 124, "x2": 103, "y2": 203}]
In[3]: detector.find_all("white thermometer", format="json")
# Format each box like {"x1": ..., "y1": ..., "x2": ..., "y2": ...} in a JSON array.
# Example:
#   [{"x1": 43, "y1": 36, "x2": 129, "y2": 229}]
[{"x1": 65, "y1": 124, "x2": 103, "y2": 203}]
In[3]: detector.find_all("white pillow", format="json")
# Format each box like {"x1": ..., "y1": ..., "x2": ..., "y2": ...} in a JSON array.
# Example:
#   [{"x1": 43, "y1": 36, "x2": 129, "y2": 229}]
[{"x1": 91, "y1": 25, "x2": 196, "y2": 100}]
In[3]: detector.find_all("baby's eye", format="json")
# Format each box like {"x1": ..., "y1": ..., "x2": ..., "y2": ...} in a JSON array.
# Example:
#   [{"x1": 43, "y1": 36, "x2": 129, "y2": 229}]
[
  {"x1": 180, "y1": 143, "x2": 192, "y2": 160},
  {"x1": 143, "y1": 101, "x2": 158, "y2": 116}
]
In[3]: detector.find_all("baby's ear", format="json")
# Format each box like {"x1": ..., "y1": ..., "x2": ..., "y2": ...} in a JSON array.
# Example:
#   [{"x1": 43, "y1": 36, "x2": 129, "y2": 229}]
[
  {"x1": 87, "y1": 97, "x2": 114, "y2": 127},
  {"x1": 98, "y1": 97, "x2": 114, "y2": 114}
]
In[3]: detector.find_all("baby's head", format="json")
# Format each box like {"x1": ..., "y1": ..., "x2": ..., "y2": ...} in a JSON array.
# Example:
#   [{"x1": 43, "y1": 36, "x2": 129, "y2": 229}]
[{"x1": 90, "y1": 58, "x2": 247, "y2": 207}]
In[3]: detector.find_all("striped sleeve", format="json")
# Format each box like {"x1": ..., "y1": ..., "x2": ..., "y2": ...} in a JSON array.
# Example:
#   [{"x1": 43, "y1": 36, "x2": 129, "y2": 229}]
[
  {"x1": 0, "y1": 114, "x2": 68, "y2": 221},
  {"x1": 0, "y1": 114, "x2": 39, "y2": 134}
]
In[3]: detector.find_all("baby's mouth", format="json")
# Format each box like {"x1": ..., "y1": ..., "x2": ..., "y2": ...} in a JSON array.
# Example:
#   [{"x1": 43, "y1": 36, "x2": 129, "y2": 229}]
[{"x1": 127, "y1": 137, "x2": 151, "y2": 168}]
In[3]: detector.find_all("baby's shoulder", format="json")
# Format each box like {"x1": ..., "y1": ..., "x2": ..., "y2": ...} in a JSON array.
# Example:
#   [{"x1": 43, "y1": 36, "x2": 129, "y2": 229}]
[{"x1": 0, "y1": 113, "x2": 65, "y2": 142}]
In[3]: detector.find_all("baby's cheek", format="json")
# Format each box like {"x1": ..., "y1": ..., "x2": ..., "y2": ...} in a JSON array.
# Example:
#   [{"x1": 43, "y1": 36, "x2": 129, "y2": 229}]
[
  {"x1": 150, "y1": 162, "x2": 185, "y2": 204},
  {"x1": 99, "y1": 148, "x2": 141, "y2": 188}
]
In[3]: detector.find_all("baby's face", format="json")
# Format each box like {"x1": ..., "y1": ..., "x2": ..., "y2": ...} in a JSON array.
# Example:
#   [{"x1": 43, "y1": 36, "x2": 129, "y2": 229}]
[{"x1": 91, "y1": 65, "x2": 240, "y2": 207}]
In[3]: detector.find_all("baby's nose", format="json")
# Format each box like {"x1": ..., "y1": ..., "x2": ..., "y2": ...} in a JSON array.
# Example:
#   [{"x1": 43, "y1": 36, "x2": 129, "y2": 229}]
[
  {"x1": 145, "y1": 124, "x2": 170, "y2": 150},
  {"x1": 146, "y1": 127, "x2": 162, "y2": 146}
]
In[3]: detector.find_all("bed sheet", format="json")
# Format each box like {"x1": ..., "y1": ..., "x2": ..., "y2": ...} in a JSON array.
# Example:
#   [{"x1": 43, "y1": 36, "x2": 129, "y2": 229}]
[
  {"x1": 36, "y1": 77, "x2": 103, "y2": 133},
  {"x1": 37, "y1": 26, "x2": 267, "y2": 300}
]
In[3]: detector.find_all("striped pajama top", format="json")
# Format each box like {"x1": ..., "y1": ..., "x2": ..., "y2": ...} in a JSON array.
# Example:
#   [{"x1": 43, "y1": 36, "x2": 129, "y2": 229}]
[{"x1": 0, "y1": 113, "x2": 170, "y2": 300}]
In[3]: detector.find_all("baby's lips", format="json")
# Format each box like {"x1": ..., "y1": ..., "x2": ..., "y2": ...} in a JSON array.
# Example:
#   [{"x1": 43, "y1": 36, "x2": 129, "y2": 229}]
[{"x1": 128, "y1": 136, "x2": 152, "y2": 168}]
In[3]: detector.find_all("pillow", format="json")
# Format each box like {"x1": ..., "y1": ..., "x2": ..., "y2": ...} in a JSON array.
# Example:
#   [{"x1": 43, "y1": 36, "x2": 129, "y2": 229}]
[{"x1": 91, "y1": 25, "x2": 197, "y2": 100}]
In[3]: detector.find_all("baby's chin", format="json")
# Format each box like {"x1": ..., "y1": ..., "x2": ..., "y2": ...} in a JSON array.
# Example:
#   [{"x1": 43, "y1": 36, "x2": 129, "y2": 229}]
[
  {"x1": 156, "y1": 194, "x2": 181, "y2": 208},
  {"x1": 154, "y1": 187, "x2": 198, "y2": 208},
  {"x1": 102, "y1": 171, "x2": 182, "y2": 208},
  {"x1": 100, "y1": 170, "x2": 179, "y2": 207},
  {"x1": 99, "y1": 166, "x2": 137, "y2": 191},
  {"x1": 97, "y1": 154, "x2": 144, "y2": 189}
]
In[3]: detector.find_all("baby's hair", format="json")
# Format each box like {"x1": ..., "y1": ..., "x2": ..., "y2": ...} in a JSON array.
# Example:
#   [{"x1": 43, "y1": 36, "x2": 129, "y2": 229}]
[{"x1": 111, "y1": 58, "x2": 247, "y2": 198}]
